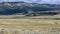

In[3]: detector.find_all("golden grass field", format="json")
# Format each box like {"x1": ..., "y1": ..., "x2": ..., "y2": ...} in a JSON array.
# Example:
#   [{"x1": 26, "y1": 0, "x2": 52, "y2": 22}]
[{"x1": 0, "y1": 18, "x2": 60, "y2": 32}]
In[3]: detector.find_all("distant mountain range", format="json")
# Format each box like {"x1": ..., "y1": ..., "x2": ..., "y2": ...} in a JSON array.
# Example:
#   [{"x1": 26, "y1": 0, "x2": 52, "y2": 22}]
[
  {"x1": 1, "y1": 0, "x2": 60, "y2": 4},
  {"x1": 0, "y1": 1, "x2": 60, "y2": 16}
]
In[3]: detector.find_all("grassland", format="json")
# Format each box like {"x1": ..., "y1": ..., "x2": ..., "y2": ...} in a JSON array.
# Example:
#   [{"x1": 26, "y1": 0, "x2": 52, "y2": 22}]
[
  {"x1": 0, "y1": 18, "x2": 60, "y2": 32},
  {"x1": 0, "y1": 15, "x2": 60, "y2": 34}
]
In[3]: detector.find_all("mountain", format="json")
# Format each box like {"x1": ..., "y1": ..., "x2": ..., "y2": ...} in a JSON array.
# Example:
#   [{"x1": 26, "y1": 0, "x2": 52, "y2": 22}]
[
  {"x1": 1, "y1": 0, "x2": 60, "y2": 4},
  {"x1": 0, "y1": 1, "x2": 60, "y2": 16}
]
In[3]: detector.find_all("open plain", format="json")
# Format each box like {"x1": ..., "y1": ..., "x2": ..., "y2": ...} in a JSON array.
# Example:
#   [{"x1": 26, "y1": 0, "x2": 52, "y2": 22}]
[{"x1": 0, "y1": 16, "x2": 60, "y2": 34}]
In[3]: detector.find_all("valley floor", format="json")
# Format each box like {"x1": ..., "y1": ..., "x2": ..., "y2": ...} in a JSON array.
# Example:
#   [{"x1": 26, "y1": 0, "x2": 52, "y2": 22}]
[{"x1": 0, "y1": 18, "x2": 60, "y2": 34}]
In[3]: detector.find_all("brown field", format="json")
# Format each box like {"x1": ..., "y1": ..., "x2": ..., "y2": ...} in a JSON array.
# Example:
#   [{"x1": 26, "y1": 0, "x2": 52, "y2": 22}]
[
  {"x1": 0, "y1": 15, "x2": 60, "y2": 34},
  {"x1": 0, "y1": 18, "x2": 60, "y2": 31}
]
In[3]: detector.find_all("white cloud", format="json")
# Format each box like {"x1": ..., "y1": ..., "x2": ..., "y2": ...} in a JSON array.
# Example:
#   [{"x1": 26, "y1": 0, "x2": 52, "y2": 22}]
[{"x1": 23, "y1": 0, "x2": 60, "y2": 4}]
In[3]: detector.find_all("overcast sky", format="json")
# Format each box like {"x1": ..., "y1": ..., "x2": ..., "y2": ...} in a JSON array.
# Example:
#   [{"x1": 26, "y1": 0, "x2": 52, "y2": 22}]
[{"x1": 0, "y1": 0, "x2": 60, "y2": 4}]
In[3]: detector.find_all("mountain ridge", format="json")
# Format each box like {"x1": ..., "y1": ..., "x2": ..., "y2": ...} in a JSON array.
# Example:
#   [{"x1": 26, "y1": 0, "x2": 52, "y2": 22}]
[{"x1": 0, "y1": 1, "x2": 60, "y2": 16}]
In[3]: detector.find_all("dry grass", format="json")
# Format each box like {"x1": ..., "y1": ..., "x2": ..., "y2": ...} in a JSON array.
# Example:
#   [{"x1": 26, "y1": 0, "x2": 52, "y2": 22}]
[{"x1": 0, "y1": 19, "x2": 60, "y2": 32}]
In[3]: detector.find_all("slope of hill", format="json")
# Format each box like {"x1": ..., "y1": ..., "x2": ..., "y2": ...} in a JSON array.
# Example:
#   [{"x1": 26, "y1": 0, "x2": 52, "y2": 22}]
[{"x1": 0, "y1": 2, "x2": 60, "y2": 16}]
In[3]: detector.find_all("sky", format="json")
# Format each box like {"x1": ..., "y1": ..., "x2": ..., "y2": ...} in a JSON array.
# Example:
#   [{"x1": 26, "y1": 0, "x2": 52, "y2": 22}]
[{"x1": 0, "y1": 0, "x2": 60, "y2": 4}]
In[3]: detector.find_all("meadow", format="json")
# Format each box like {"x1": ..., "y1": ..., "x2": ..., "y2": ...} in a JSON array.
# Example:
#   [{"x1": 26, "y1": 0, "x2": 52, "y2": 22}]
[
  {"x1": 0, "y1": 18, "x2": 60, "y2": 31},
  {"x1": 0, "y1": 15, "x2": 60, "y2": 34}
]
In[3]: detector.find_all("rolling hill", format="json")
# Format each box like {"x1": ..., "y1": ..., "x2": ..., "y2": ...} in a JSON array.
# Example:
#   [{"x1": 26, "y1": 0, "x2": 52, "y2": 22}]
[{"x1": 0, "y1": 1, "x2": 60, "y2": 16}]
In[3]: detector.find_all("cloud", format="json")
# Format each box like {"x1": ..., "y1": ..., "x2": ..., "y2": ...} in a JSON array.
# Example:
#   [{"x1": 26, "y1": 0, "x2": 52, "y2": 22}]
[
  {"x1": 25, "y1": 0, "x2": 60, "y2": 4},
  {"x1": 21, "y1": 0, "x2": 60, "y2": 4}
]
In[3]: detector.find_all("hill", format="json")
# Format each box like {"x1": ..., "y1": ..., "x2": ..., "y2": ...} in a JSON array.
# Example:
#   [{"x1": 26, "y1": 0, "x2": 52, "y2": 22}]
[{"x1": 0, "y1": 2, "x2": 60, "y2": 16}]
